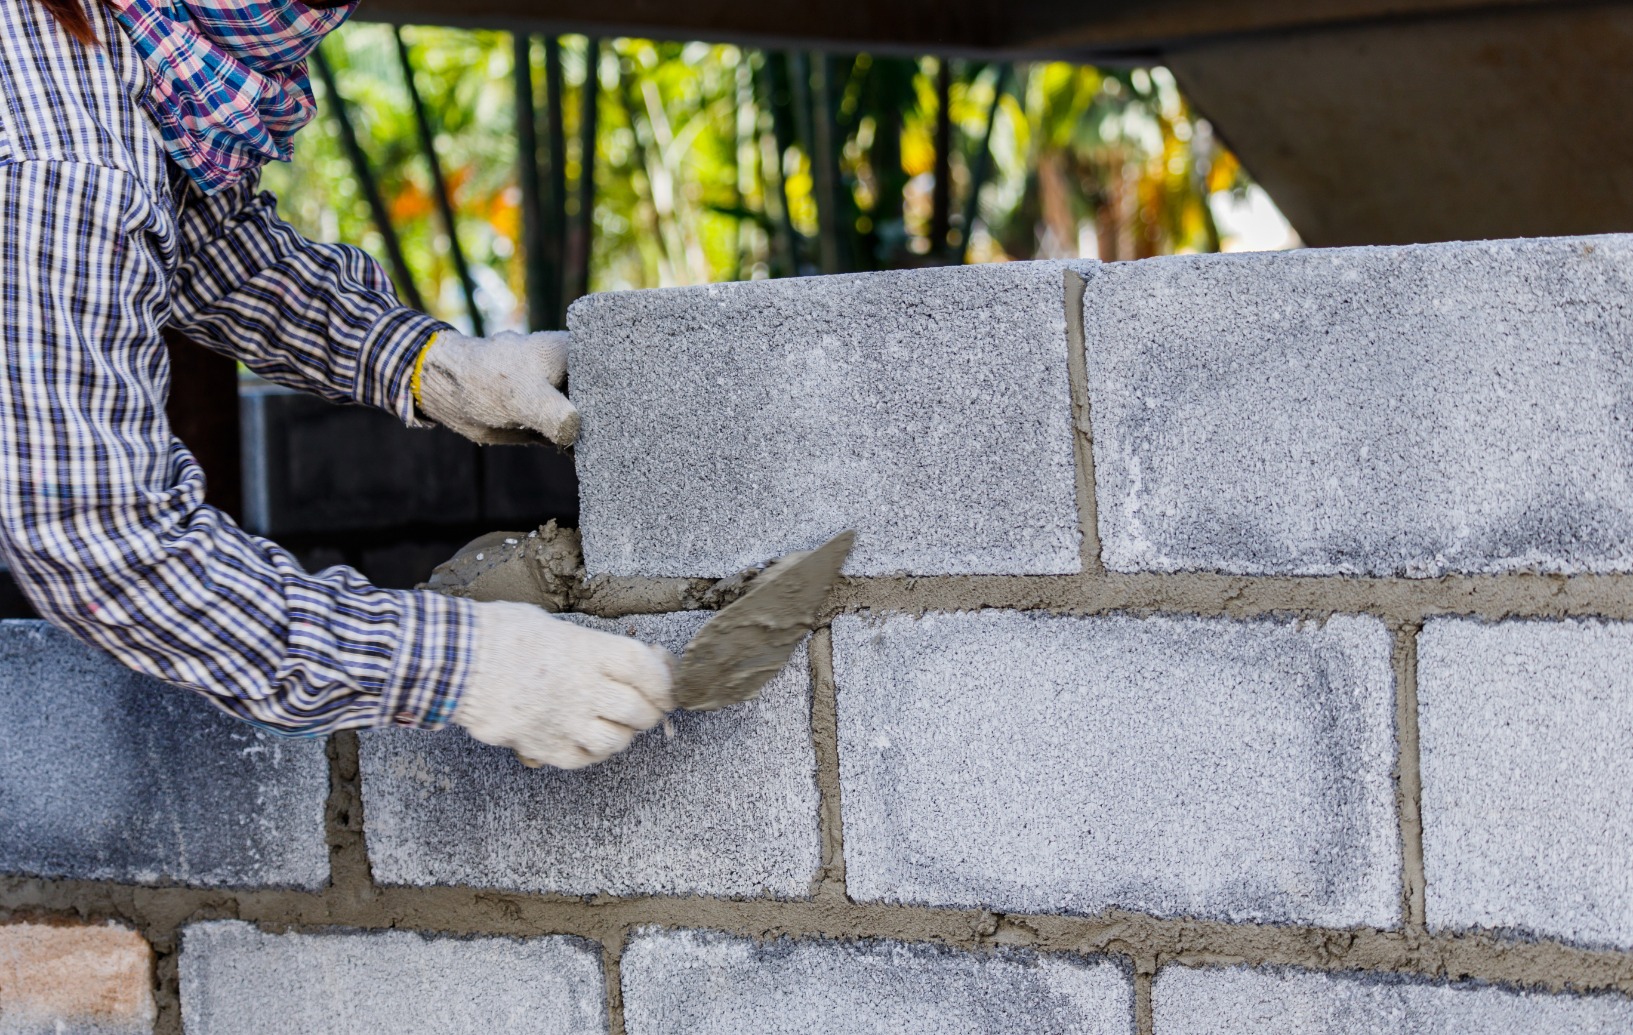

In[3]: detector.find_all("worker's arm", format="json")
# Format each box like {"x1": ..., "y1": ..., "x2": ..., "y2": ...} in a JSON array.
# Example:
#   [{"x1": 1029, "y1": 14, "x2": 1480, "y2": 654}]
[
  {"x1": 0, "y1": 160, "x2": 470, "y2": 733},
  {"x1": 166, "y1": 174, "x2": 577, "y2": 443},
  {"x1": 0, "y1": 160, "x2": 667, "y2": 758}
]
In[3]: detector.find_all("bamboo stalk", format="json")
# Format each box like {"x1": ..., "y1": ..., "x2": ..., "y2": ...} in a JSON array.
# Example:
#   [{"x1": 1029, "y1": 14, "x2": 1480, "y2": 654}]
[
  {"x1": 311, "y1": 47, "x2": 424, "y2": 312},
  {"x1": 394, "y1": 27, "x2": 485, "y2": 335},
  {"x1": 960, "y1": 64, "x2": 1012, "y2": 264},
  {"x1": 930, "y1": 57, "x2": 952, "y2": 259}
]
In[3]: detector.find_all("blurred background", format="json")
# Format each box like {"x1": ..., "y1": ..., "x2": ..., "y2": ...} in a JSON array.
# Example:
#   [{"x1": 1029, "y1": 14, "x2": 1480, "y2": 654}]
[{"x1": 265, "y1": 29, "x2": 1297, "y2": 337}]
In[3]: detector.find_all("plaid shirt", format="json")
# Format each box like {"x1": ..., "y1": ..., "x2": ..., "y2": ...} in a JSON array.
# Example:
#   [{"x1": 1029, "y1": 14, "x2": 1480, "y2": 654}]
[
  {"x1": 109, "y1": 0, "x2": 355, "y2": 194},
  {"x1": 0, "y1": 0, "x2": 474, "y2": 734}
]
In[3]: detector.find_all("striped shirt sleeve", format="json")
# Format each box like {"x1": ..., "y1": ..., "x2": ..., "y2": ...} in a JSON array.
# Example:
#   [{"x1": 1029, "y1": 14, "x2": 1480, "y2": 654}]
[
  {"x1": 0, "y1": 158, "x2": 474, "y2": 735},
  {"x1": 167, "y1": 172, "x2": 445, "y2": 426}
]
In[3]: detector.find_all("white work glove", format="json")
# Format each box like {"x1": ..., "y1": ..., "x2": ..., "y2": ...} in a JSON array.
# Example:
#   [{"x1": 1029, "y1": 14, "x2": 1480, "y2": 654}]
[
  {"x1": 416, "y1": 330, "x2": 580, "y2": 447},
  {"x1": 453, "y1": 601, "x2": 675, "y2": 769}
]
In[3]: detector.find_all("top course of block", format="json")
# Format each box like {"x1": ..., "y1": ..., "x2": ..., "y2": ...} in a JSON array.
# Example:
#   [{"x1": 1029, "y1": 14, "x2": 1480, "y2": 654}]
[
  {"x1": 568, "y1": 262, "x2": 1083, "y2": 578},
  {"x1": 1085, "y1": 235, "x2": 1633, "y2": 577}
]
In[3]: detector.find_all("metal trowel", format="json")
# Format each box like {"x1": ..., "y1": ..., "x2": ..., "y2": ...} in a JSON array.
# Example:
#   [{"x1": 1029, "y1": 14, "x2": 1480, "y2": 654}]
[{"x1": 674, "y1": 530, "x2": 855, "y2": 711}]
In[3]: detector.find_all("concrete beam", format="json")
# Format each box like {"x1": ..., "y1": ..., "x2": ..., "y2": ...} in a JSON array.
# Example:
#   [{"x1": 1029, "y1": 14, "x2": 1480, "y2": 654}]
[
  {"x1": 1169, "y1": 3, "x2": 1633, "y2": 245},
  {"x1": 353, "y1": 0, "x2": 1572, "y2": 59}
]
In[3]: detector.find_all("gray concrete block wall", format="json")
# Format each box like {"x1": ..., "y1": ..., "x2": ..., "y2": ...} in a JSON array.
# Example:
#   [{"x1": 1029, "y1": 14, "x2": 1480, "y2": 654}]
[
  {"x1": 1418, "y1": 618, "x2": 1633, "y2": 949},
  {"x1": 1153, "y1": 964, "x2": 1633, "y2": 1034},
  {"x1": 0, "y1": 621, "x2": 328, "y2": 889},
  {"x1": 621, "y1": 928, "x2": 1134, "y2": 1035},
  {"x1": 568, "y1": 262, "x2": 1082, "y2": 577},
  {"x1": 9, "y1": 239, "x2": 1633, "y2": 1033},
  {"x1": 1085, "y1": 236, "x2": 1633, "y2": 577},
  {"x1": 360, "y1": 612, "x2": 820, "y2": 898},
  {"x1": 834, "y1": 611, "x2": 1400, "y2": 928},
  {"x1": 179, "y1": 921, "x2": 606, "y2": 1035}
]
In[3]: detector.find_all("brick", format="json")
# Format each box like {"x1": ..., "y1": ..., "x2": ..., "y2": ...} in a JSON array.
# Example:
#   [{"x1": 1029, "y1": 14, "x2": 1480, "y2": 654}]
[
  {"x1": 1084, "y1": 236, "x2": 1633, "y2": 576},
  {"x1": 835, "y1": 611, "x2": 1399, "y2": 927},
  {"x1": 179, "y1": 921, "x2": 604, "y2": 1035},
  {"x1": 621, "y1": 928, "x2": 1132, "y2": 1035},
  {"x1": 360, "y1": 612, "x2": 819, "y2": 897},
  {"x1": 1418, "y1": 617, "x2": 1633, "y2": 948},
  {"x1": 1153, "y1": 963, "x2": 1633, "y2": 1034},
  {"x1": 568, "y1": 262, "x2": 1081, "y2": 578},
  {"x1": 0, "y1": 622, "x2": 328, "y2": 888},
  {"x1": 241, "y1": 383, "x2": 477, "y2": 536},
  {"x1": 0, "y1": 922, "x2": 154, "y2": 1034}
]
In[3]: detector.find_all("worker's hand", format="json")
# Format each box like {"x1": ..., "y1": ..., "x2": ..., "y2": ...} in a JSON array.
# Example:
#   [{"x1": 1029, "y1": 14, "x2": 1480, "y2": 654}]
[
  {"x1": 415, "y1": 330, "x2": 579, "y2": 447},
  {"x1": 453, "y1": 601, "x2": 675, "y2": 769}
]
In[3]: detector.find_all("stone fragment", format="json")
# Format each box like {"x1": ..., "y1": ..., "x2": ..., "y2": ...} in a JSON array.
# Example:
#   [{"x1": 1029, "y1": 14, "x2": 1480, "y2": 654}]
[{"x1": 0, "y1": 921, "x2": 154, "y2": 1035}]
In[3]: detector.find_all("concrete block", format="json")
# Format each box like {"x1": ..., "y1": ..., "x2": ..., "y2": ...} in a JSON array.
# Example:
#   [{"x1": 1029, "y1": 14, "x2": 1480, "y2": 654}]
[
  {"x1": 0, "y1": 622, "x2": 329, "y2": 888},
  {"x1": 0, "y1": 922, "x2": 154, "y2": 1035},
  {"x1": 1153, "y1": 963, "x2": 1633, "y2": 1034},
  {"x1": 621, "y1": 928, "x2": 1132, "y2": 1035},
  {"x1": 1084, "y1": 236, "x2": 1633, "y2": 576},
  {"x1": 1419, "y1": 617, "x2": 1633, "y2": 948},
  {"x1": 241, "y1": 383, "x2": 477, "y2": 536},
  {"x1": 179, "y1": 921, "x2": 605, "y2": 1035},
  {"x1": 360, "y1": 612, "x2": 819, "y2": 897},
  {"x1": 835, "y1": 611, "x2": 1399, "y2": 927},
  {"x1": 569, "y1": 262, "x2": 1081, "y2": 577}
]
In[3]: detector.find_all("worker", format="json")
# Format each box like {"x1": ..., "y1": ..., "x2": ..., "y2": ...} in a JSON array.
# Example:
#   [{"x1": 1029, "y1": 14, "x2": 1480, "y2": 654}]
[{"x1": 0, "y1": 0, "x2": 674, "y2": 769}]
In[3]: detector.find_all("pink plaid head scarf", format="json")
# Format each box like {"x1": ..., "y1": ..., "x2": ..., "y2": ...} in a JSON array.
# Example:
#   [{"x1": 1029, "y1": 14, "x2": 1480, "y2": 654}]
[{"x1": 108, "y1": 0, "x2": 358, "y2": 195}]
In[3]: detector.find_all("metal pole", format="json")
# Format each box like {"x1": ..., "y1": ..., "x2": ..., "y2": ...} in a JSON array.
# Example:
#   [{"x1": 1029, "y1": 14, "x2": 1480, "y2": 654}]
[
  {"x1": 568, "y1": 38, "x2": 601, "y2": 303},
  {"x1": 515, "y1": 34, "x2": 550, "y2": 331},
  {"x1": 931, "y1": 57, "x2": 953, "y2": 258},
  {"x1": 543, "y1": 36, "x2": 568, "y2": 327},
  {"x1": 311, "y1": 47, "x2": 424, "y2": 312},
  {"x1": 394, "y1": 27, "x2": 485, "y2": 336},
  {"x1": 810, "y1": 53, "x2": 843, "y2": 274}
]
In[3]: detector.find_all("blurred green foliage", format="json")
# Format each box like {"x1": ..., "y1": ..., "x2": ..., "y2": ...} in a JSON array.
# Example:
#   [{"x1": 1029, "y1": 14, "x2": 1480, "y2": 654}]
[{"x1": 263, "y1": 25, "x2": 1260, "y2": 332}]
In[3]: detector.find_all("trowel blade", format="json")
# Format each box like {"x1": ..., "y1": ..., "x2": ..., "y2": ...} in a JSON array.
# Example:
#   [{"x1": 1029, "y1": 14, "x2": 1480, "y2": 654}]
[{"x1": 673, "y1": 530, "x2": 855, "y2": 711}]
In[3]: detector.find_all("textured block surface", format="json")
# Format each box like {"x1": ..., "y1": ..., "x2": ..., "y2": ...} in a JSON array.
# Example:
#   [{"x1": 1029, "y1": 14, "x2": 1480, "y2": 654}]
[
  {"x1": 1086, "y1": 236, "x2": 1633, "y2": 576},
  {"x1": 1154, "y1": 964, "x2": 1633, "y2": 1033},
  {"x1": 0, "y1": 622, "x2": 329, "y2": 888},
  {"x1": 835, "y1": 611, "x2": 1399, "y2": 927},
  {"x1": 569, "y1": 262, "x2": 1081, "y2": 577},
  {"x1": 179, "y1": 921, "x2": 605, "y2": 1035},
  {"x1": 0, "y1": 922, "x2": 154, "y2": 1035},
  {"x1": 361, "y1": 612, "x2": 819, "y2": 897},
  {"x1": 1419, "y1": 618, "x2": 1633, "y2": 948},
  {"x1": 622, "y1": 928, "x2": 1132, "y2": 1035}
]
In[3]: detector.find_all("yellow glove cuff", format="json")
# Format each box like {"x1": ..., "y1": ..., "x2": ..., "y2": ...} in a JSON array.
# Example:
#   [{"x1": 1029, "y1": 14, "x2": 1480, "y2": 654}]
[{"x1": 410, "y1": 331, "x2": 439, "y2": 409}]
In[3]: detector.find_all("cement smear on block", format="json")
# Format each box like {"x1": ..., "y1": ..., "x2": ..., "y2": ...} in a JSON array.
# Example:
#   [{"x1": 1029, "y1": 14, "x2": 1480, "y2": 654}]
[{"x1": 674, "y1": 531, "x2": 852, "y2": 711}]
